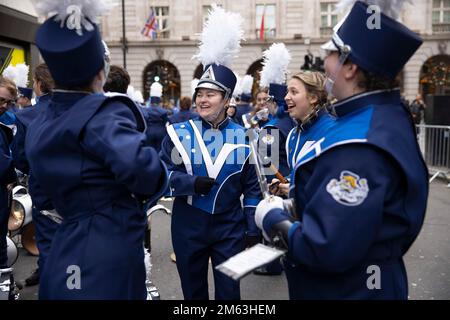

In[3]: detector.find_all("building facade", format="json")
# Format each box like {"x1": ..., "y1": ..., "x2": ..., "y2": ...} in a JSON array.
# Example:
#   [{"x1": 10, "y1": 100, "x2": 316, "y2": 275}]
[
  {"x1": 2, "y1": 0, "x2": 449, "y2": 105},
  {"x1": 101, "y1": 0, "x2": 450, "y2": 105},
  {"x1": 0, "y1": 1, "x2": 40, "y2": 77}
]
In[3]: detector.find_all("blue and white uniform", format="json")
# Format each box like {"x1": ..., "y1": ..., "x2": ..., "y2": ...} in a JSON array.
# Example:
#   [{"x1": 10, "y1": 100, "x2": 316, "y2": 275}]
[
  {"x1": 261, "y1": 90, "x2": 428, "y2": 299},
  {"x1": 286, "y1": 110, "x2": 335, "y2": 171},
  {"x1": 160, "y1": 117, "x2": 261, "y2": 299}
]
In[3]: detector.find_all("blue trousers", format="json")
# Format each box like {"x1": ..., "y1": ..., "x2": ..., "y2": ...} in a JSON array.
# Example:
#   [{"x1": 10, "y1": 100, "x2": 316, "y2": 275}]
[{"x1": 172, "y1": 200, "x2": 245, "y2": 300}]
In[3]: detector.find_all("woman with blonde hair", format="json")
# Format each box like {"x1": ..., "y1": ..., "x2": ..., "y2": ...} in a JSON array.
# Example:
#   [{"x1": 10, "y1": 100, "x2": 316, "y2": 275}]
[{"x1": 269, "y1": 70, "x2": 335, "y2": 197}]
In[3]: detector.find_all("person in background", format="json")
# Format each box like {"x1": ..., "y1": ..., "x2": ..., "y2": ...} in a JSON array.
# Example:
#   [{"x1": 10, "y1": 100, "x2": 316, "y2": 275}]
[
  {"x1": 169, "y1": 96, "x2": 198, "y2": 124},
  {"x1": 145, "y1": 82, "x2": 169, "y2": 152},
  {"x1": 410, "y1": 94, "x2": 426, "y2": 125},
  {"x1": 0, "y1": 77, "x2": 17, "y2": 127},
  {"x1": 234, "y1": 75, "x2": 254, "y2": 127},
  {"x1": 0, "y1": 122, "x2": 16, "y2": 270},
  {"x1": 16, "y1": 87, "x2": 33, "y2": 108},
  {"x1": 12, "y1": 63, "x2": 57, "y2": 287}
]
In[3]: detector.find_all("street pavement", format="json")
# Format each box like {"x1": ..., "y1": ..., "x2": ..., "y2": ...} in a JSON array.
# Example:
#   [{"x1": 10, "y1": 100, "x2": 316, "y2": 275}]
[{"x1": 11, "y1": 180, "x2": 450, "y2": 300}]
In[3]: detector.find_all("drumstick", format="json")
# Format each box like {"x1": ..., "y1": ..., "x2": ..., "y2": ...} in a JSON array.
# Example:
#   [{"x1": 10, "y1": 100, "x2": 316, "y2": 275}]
[{"x1": 270, "y1": 164, "x2": 288, "y2": 184}]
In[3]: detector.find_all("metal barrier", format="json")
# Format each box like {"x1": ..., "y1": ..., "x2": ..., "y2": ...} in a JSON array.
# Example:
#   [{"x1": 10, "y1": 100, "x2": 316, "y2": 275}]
[{"x1": 416, "y1": 124, "x2": 450, "y2": 186}]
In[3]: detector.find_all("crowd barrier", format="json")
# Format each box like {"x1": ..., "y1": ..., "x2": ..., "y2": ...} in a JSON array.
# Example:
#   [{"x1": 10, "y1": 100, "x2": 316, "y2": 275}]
[{"x1": 416, "y1": 124, "x2": 450, "y2": 187}]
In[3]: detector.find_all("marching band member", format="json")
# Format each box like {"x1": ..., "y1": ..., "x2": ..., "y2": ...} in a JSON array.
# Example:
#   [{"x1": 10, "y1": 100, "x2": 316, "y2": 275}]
[
  {"x1": 0, "y1": 77, "x2": 17, "y2": 126},
  {"x1": 258, "y1": 43, "x2": 295, "y2": 187},
  {"x1": 234, "y1": 75, "x2": 254, "y2": 127},
  {"x1": 11, "y1": 63, "x2": 58, "y2": 287},
  {"x1": 168, "y1": 96, "x2": 198, "y2": 124},
  {"x1": 160, "y1": 5, "x2": 261, "y2": 300},
  {"x1": 255, "y1": 0, "x2": 428, "y2": 299},
  {"x1": 251, "y1": 88, "x2": 274, "y2": 128},
  {"x1": 26, "y1": 0, "x2": 168, "y2": 299},
  {"x1": 272, "y1": 71, "x2": 335, "y2": 198},
  {"x1": 0, "y1": 122, "x2": 15, "y2": 269},
  {"x1": 253, "y1": 43, "x2": 295, "y2": 276},
  {"x1": 143, "y1": 81, "x2": 169, "y2": 152},
  {"x1": 3, "y1": 63, "x2": 33, "y2": 109}
]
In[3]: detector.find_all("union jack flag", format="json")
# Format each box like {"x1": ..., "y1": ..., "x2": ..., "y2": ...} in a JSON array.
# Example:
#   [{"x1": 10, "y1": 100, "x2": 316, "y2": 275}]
[{"x1": 141, "y1": 8, "x2": 158, "y2": 39}]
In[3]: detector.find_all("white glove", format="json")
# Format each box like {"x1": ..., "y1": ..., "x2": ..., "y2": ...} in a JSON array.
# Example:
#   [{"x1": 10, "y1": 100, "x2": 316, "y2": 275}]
[{"x1": 255, "y1": 196, "x2": 284, "y2": 240}]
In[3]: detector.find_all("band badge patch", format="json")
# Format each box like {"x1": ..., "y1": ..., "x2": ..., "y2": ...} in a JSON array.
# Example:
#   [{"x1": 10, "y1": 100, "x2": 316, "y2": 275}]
[
  {"x1": 326, "y1": 170, "x2": 369, "y2": 206},
  {"x1": 261, "y1": 134, "x2": 275, "y2": 145}
]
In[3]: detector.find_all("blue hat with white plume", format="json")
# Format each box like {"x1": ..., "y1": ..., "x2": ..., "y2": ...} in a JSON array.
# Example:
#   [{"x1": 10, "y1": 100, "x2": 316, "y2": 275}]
[
  {"x1": 260, "y1": 43, "x2": 291, "y2": 107},
  {"x1": 321, "y1": 0, "x2": 422, "y2": 79},
  {"x1": 149, "y1": 81, "x2": 163, "y2": 104},
  {"x1": 3, "y1": 63, "x2": 33, "y2": 99},
  {"x1": 239, "y1": 75, "x2": 254, "y2": 102},
  {"x1": 33, "y1": 0, "x2": 112, "y2": 87},
  {"x1": 193, "y1": 5, "x2": 244, "y2": 100}
]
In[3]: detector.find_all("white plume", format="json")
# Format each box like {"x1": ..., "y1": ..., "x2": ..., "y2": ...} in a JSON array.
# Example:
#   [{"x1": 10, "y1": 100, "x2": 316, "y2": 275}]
[
  {"x1": 260, "y1": 43, "x2": 291, "y2": 88},
  {"x1": 127, "y1": 85, "x2": 144, "y2": 104},
  {"x1": 150, "y1": 82, "x2": 163, "y2": 98},
  {"x1": 191, "y1": 78, "x2": 199, "y2": 96},
  {"x1": 335, "y1": 0, "x2": 411, "y2": 20},
  {"x1": 32, "y1": 0, "x2": 114, "y2": 35},
  {"x1": 232, "y1": 75, "x2": 242, "y2": 97},
  {"x1": 193, "y1": 4, "x2": 244, "y2": 67},
  {"x1": 2, "y1": 63, "x2": 29, "y2": 88},
  {"x1": 240, "y1": 75, "x2": 254, "y2": 95}
]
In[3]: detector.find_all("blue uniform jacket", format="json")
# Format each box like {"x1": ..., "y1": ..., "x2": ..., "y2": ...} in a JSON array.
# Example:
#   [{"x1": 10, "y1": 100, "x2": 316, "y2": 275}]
[
  {"x1": 286, "y1": 110, "x2": 335, "y2": 171},
  {"x1": 140, "y1": 105, "x2": 168, "y2": 152},
  {"x1": 12, "y1": 94, "x2": 54, "y2": 210},
  {"x1": 0, "y1": 123, "x2": 16, "y2": 268},
  {"x1": 0, "y1": 110, "x2": 16, "y2": 126},
  {"x1": 234, "y1": 103, "x2": 253, "y2": 127},
  {"x1": 169, "y1": 109, "x2": 198, "y2": 124},
  {"x1": 25, "y1": 92, "x2": 168, "y2": 299},
  {"x1": 273, "y1": 89, "x2": 428, "y2": 299},
  {"x1": 160, "y1": 117, "x2": 261, "y2": 235}
]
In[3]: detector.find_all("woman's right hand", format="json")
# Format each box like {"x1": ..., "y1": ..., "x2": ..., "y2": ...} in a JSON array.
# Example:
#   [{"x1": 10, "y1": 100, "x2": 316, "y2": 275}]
[{"x1": 269, "y1": 178, "x2": 289, "y2": 197}]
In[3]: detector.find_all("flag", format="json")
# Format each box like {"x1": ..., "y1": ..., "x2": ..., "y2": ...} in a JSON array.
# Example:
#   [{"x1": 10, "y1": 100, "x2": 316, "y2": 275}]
[
  {"x1": 259, "y1": 5, "x2": 265, "y2": 41},
  {"x1": 141, "y1": 8, "x2": 159, "y2": 39}
]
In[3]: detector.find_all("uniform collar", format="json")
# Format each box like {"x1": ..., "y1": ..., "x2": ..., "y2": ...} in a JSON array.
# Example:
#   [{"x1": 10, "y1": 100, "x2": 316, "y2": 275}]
[
  {"x1": 331, "y1": 89, "x2": 401, "y2": 118},
  {"x1": 37, "y1": 93, "x2": 52, "y2": 103},
  {"x1": 297, "y1": 108, "x2": 327, "y2": 132},
  {"x1": 201, "y1": 116, "x2": 229, "y2": 130},
  {"x1": 52, "y1": 90, "x2": 91, "y2": 103}
]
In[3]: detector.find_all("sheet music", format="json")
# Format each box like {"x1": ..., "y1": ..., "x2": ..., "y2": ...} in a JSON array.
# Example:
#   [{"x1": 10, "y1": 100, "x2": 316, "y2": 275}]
[{"x1": 215, "y1": 244, "x2": 286, "y2": 280}]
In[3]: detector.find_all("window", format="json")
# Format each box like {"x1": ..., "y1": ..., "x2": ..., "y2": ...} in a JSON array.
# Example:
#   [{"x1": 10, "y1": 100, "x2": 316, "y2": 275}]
[
  {"x1": 320, "y1": 2, "x2": 338, "y2": 36},
  {"x1": 256, "y1": 4, "x2": 276, "y2": 39},
  {"x1": 432, "y1": 0, "x2": 450, "y2": 32},
  {"x1": 154, "y1": 6, "x2": 170, "y2": 39}
]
